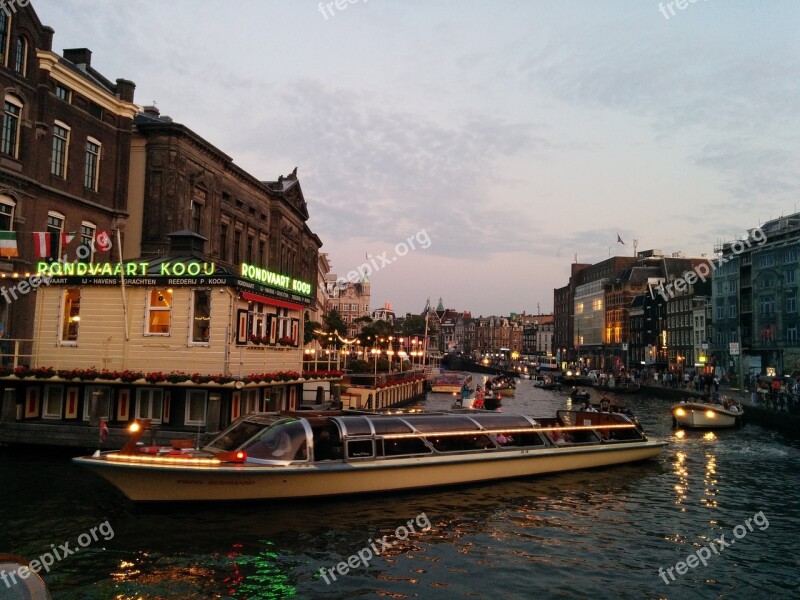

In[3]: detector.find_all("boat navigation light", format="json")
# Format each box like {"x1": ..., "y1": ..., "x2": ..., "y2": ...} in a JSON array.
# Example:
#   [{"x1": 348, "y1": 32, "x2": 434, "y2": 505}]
[
  {"x1": 705, "y1": 410, "x2": 715, "y2": 418},
  {"x1": 675, "y1": 408, "x2": 686, "y2": 417},
  {"x1": 217, "y1": 450, "x2": 248, "y2": 463}
]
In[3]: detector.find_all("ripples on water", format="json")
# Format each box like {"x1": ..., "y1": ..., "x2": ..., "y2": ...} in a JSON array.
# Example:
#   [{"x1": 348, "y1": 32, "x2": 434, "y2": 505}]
[{"x1": 1, "y1": 373, "x2": 799, "y2": 599}]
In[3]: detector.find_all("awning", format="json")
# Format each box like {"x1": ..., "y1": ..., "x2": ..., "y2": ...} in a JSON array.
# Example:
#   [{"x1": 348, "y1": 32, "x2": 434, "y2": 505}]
[{"x1": 241, "y1": 291, "x2": 304, "y2": 311}]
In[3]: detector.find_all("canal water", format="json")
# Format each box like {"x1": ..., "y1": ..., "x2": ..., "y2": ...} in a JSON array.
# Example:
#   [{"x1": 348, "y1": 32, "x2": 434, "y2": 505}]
[{"x1": 1, "y1": 373, "x2": 798, "y2": 599}]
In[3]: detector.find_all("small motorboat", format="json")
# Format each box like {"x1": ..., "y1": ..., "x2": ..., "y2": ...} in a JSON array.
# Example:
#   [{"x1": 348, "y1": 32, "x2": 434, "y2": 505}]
[
  {"x1": 569, "y1": 388, "x2": 591, "y2": 402},
  {"x1": 489, "y1": 375, "x2": 516, "y2": 397},
  {"x1": 672, "y1": 401, "x2": 744, "y2": 429},
  {"x1": 534, "y1": 376, "x2": 562, "y2": 391}
]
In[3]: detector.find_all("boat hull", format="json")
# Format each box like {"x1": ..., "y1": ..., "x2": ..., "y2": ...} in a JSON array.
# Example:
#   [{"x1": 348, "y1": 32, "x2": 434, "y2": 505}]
[
  {"x1": 430, "y1": 384, "x2": 464, "y2": 394},
  {"x1": 74, "y1": 441, "x2": 667, "y2": 502},
  {"x1": 672, "y1": 403, "x2": 743, "y2": 429},
  {"x1": 492, "y1": 386, "x2": 515, "y2": 397}
]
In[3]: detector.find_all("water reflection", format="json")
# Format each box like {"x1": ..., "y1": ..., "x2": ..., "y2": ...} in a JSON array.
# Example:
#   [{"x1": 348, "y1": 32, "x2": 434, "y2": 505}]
[{"x1": 3, "y1": 376, "x2": 800, "y2": 598}]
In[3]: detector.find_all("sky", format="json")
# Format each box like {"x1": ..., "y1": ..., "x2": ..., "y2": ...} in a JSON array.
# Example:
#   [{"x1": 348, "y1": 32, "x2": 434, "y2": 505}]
[{"x1": 32, "y1": 0, "x2": 800, "y2": 317}]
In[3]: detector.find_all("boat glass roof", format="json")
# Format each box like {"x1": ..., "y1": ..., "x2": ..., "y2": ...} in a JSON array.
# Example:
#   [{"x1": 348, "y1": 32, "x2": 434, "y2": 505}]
[
  {"x1": 336, "y1": 416, "x2": 373, "y2": 436},
  {"x1": 400, "y1": 415, "x2": 481, "y2": 432},
  {"x1": 466, "y1": 414, "x2": 537, "y2": 429},
  {"x1": 370, "y1": 417, "x2": 415, "y2": 434}
]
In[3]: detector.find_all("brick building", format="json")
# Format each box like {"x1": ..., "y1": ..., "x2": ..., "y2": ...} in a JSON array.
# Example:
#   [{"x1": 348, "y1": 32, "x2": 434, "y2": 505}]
[{"x1": 0, "y1": 3, "x2": 137, "y2": 350}]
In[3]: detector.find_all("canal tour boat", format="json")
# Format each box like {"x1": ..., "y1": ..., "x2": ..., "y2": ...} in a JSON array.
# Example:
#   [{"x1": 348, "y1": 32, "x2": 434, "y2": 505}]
[
  {"x1": 671, "y1": 401, "x2": 744, "y2": 429},
  {"x1": 73, "y1": 409, "x2": 667, "y2": 502}
]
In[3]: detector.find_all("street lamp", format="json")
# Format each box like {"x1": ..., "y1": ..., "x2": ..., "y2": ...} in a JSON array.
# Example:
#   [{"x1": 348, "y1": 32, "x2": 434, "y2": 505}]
[{"x1": 371, "y1": 347, "x2": 380, "y2": 376}]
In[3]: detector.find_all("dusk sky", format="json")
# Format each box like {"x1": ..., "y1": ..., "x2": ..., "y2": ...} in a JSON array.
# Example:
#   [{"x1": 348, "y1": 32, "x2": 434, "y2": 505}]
[{"x1": 34, "y1": 0, "x2": 800, "y2": 317}]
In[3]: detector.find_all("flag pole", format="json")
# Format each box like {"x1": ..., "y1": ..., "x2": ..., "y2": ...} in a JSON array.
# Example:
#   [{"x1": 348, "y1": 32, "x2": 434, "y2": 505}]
[{"x1": 114, "y1": 229, "x2": 129, "y2": 340}]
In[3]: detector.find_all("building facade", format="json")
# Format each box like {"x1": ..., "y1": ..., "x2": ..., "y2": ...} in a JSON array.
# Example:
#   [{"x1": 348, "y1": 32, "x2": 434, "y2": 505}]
[{"x1": 1, "y1": 3, "x2": 137, "y2": 354}]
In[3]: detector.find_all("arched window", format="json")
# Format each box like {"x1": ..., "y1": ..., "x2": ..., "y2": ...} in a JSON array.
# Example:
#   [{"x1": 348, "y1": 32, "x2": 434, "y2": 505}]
[{"x1": 1, "y1": 95, "x2": 22, "y2": 158}]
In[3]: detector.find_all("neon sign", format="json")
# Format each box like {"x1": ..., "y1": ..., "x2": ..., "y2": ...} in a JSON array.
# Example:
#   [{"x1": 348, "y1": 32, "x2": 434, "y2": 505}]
[
  {"x1": 36, "y1": 261, "x2": 216, "y2": 277},
  {"x1": 240, "y1": 263, "x2": 312, "y2": 296}
]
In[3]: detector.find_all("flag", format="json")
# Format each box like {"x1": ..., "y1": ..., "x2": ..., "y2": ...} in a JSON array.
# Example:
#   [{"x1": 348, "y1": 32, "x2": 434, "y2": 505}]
[
  {"x1": 0, "y1": 231, "x2": 18, "y2": 258},
  {"x1": 99, "y1": 419, "x2": 109, "y2": 442},
  {"x1": 617, "y1": 234, "x2": 625, "y2": 245},
  {"x1": 62, "y1": 232, "x2": 76, "y2": 248},
  {"x1": 32, "y1": 232, "x2": 56, "y2": 258},
  {"x1": 95, "y1": 231, "x2": 112, "y2": 252}
]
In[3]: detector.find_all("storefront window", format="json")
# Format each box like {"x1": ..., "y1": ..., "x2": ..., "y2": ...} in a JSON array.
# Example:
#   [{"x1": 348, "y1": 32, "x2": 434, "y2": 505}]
[
  {"x1": 60, "y1": 289, "x2": 80, "y2": 344},
  {"x1": 147, "y1": 288, "x2": 172, "y2": 335},
  {"x1": 185, "y1": 390, "x2": 207, "y2": 426},
  {"x1": 191, "y1": 289, "x2": 211, "y2": 343},
  {"x1": 136, "y1": 388, "x2": 163, "y2": 424}
]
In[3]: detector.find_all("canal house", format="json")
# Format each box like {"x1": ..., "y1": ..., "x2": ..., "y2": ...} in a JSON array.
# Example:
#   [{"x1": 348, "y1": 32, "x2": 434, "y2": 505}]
[{"x1": 0, "y1": 232, "x2": 342, "y2": 447}]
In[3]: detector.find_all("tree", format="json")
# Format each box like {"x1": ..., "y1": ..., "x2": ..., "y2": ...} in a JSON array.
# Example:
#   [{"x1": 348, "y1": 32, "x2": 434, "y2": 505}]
[
  {"x1": 401, "y1": 314, "x2": 426, "y2": 335},
  {"x1": 304, "y1": 312, "x2": 321, "y2": 344},
  {"x1": 324, "y1": 309, "x2": 347, "y2": 336}
]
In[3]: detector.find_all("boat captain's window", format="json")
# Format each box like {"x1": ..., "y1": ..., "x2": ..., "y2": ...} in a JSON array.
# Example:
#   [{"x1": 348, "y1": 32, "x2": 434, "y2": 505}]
[
  {"x1": 245, "y1": 420, "x2": 308, "y2": 461},
  {"x1": 205, "y1": 415, "x2": 284, "y2": 452}
]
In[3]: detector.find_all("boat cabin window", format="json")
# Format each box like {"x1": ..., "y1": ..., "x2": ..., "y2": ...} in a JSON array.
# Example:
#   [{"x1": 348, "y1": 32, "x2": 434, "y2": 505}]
[
  {"x1": 346, "y1": 438, "x2": 374, "y2": 459},
  {"x1": 381, "y1": 437, "x2": 431, "y2": 457},
  {"x1": 427, "y1": 433, "x2": 495, "y2": 452},
  {"x1": 500, "y1": 431, "x2": 546, "y2": 447},
  {"x1": 205, "y1": 415, "x2": 285, "y2": 452},
  {"x1": 243, "y1": 420, "x2": 308, "y2": 461}
]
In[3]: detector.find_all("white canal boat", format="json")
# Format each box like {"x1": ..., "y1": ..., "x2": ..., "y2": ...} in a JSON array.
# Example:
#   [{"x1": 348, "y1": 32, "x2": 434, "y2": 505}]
[
  {"x1": 671, "y1": 401, "x2": 744, "y2": 429},
  {"x1": 74, "y1": 410, "x2": 667, "y2": 502}
]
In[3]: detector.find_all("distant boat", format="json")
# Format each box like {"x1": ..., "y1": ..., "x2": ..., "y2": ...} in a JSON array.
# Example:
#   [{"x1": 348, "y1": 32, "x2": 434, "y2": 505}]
[
  {"x1": 431, "y1": 371, "x2": 472, "y2": 394},
  {"x1": 672, "y1": 401, "x2": 744, "y2": 429},
  {"x1": 533, "y1": 376, "x2": 562, "y2": 391}
]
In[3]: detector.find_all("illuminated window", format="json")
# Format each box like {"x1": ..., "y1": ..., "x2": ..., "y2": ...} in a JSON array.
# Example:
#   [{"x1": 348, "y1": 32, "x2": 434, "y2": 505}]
[
  {"x1": 146, "y1": 288, "x2": 173, "y2": 335},
  {"x1": 136, "y1": 388, "x2": 163, "y2": 424},
  {"x1": 60, "y1": 288, "x2": 81, "y2": 344},
  {"x1": 190, "y1": 289, "x2": 211, "y2": 343}
]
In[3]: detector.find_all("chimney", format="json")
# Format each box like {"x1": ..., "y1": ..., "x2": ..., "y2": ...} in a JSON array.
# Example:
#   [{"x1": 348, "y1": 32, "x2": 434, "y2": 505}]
[
  {"x1": 166, "y1": 230, "x2": 208, "y2": 257},
  {"x1": 115, "y1": 78, "x2": 136, "y2": 103},
  {"x1": 142, "y1": 105, "x2": 160, "y2": 117},
  {"x1": 63, "y1": 48, "x2": 92, "y2": 67}
]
